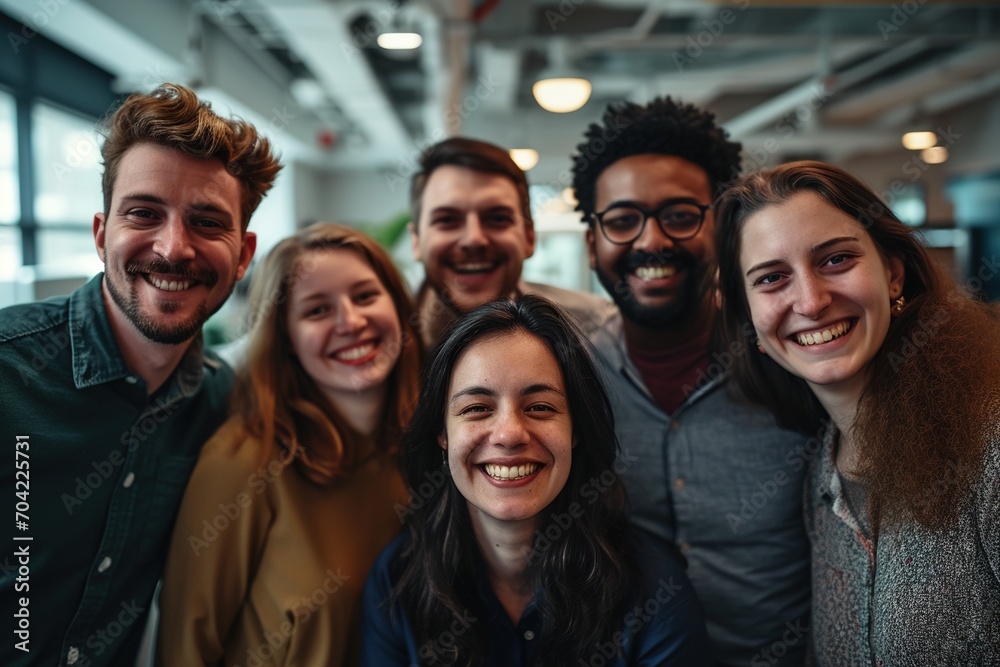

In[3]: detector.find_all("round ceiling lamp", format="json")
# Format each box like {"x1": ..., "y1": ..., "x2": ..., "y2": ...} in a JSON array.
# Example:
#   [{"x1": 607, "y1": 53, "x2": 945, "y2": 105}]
[
  {"x1": 509, "y1": 148, "x2": 540, "y2": 171},
  {"x1": 532, "y1": 78, "x2": 592, "y2": 113}
]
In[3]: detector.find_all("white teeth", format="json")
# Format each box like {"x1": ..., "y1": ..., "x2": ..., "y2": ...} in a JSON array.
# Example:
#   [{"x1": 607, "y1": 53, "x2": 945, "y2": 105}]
[
  {"x1": 795, "y1": 321, "x2": 851, "y2": 346},
  {"x1": 634, "y1": 265, "x2": 677, "y2": 280},
  {"x1": 454, "y1": 263, "x2": 494, "y2": 274},
  {"x1": 148, "y1": 276, "x2": 193, "y2": 291},
  {"x1": 335, "y1": 342, "x2": 375, "y2": 361},
  {"x1": 483, "y1": 463, "x2": 539, "y2": 481}
]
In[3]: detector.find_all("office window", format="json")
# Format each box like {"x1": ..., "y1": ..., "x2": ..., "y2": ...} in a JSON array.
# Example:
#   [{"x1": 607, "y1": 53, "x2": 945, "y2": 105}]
[
  {"x1": 0, "y1": 226, "x2": 21, "y2": 279},
  {"x1": 32, "y1": 102, "x2": 102, "y2": 226},
  {"x1": 0, "y1": 89, "x2": 16, "y2": 224}
]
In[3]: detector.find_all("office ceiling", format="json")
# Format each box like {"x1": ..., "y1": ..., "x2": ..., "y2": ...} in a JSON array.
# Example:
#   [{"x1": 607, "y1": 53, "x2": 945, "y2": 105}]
[{"x1": 3, "y1": 0, "x2": 999, "y2": 182}]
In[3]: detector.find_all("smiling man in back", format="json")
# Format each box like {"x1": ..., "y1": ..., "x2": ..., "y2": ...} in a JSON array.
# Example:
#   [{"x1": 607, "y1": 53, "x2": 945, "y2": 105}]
[
  {"x1": 0, "y1": 83, "x2": 280, "y2": 667},
  {"x1": 409, "y1": 137, "x2": 612, "y2": 349}
]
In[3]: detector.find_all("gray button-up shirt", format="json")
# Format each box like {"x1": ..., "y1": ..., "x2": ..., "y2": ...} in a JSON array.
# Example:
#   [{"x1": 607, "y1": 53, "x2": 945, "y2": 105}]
[
  {"x1": 588, "y1": 310, "x2": 811, "y2": 667},
  {"x1": 807, "y1": 424, "x2": 1000, "y2": 666}
]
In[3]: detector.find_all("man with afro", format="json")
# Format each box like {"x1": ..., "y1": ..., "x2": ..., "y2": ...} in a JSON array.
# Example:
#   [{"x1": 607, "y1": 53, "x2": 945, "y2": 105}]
[{"x1": 572, "y1": 97, "x2": 811, "y2": 666}]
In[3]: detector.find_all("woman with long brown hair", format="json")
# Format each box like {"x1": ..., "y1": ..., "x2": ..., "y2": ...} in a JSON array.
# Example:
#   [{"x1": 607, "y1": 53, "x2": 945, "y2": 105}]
[
  {"x1": 715, "y1": 161, "x2": 1000, "y2": 665},
  {"x1": 157, "y1": 222, "x2": 421, "y2": 666}
]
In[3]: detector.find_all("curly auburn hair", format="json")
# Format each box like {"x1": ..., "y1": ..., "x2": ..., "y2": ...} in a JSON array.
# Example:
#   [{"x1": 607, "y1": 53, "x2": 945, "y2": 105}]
[
  {"x1": 571, "y1": 96, "x2": 742, "y2": 221},
  {"x1": 99, "y1": 82, "x2": 282, "y2": 229}
]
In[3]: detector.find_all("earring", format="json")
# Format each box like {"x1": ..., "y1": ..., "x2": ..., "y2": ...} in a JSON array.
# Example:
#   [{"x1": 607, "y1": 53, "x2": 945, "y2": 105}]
[
  {"x1": 892, "y1": 295, "x2": 906, "y2": 315},
  {"x1": 441, "y1": 450, "x2": 449, "y2": 471}
]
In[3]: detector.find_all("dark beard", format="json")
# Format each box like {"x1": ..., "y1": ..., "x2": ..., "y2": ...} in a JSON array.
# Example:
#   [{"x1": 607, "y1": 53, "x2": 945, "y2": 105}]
[
  {"x1": 104, "y1": 260, "x2": 224, "y2": 345},
  {"x1": 595, "y1": 249, "x2": 710, "y2": 329}
]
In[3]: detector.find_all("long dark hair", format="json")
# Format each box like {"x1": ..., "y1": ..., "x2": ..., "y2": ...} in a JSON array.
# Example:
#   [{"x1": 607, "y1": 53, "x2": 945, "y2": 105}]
[
  {"x1": 716, "y1": 160, "x2": 1000, "y2": 528},
  {"x1": 392, "y1": 294, "x2": 636, "y2": 665}
]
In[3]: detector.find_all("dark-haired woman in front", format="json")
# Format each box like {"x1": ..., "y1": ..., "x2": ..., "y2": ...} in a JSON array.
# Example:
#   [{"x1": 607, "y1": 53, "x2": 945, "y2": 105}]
[
  {"x1": 715, "y1": 160, "x2": 1000, "y2": 665},
  {"x1": 361, "y1": 295, "x2": 709, "y2": 666}
]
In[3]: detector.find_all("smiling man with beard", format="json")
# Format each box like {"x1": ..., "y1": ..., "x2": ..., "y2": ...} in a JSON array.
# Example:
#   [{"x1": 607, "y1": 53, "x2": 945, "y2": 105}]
[
  {"x1": 409, "y1": 137, "x2": 613, "y2": 350},
  {"x1": 572, "y1": 98, "x2": 811, "y2": 667},
  {"x1": 0, "y1": 83, "x2": 280, "y2": 667}
]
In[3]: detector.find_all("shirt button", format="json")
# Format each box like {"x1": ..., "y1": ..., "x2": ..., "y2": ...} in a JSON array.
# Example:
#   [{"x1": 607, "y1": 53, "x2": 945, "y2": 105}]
[
  {"x1": 125, "y1": 375, "x2": 138, "y2": 384},
  {"x1": 671, "y1": 420, "x2": 681, "y2": 431},
  {"x1": 673, "y1": 478, "x2": 685, "y2": 490},
  {"x1": 523, "y1": 630, "x2": 535, "y2": 640},
  {"x1": 97, "y1": 556, "x2": 112, "y2": 572},
  {"x1": 67, "y1": 647, "x2": 80, "y2": 664},
  {"x1": 679, "y1": 542, "x2": 690, "y2": 553},
  {"x1": 123, "y1": 472, "x2": 135, "y2": 488}
]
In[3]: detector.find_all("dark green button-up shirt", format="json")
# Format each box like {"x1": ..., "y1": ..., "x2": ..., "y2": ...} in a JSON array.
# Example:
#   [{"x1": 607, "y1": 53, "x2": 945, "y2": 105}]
[{"x1": 1, "y1": 274, "x2": 234, "y2": 667}]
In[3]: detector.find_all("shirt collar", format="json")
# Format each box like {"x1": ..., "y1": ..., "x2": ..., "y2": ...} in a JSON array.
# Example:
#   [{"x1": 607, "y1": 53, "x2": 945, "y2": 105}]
[
  {"x1": 813, "y1": 421, "x2": 841, "y2": 506},
  {"x1": 593, "y1": 309, "x2": 726, "y2": 406},
  {"x1": 68, "y1": 273, "x2": 213, "y2": 394}
]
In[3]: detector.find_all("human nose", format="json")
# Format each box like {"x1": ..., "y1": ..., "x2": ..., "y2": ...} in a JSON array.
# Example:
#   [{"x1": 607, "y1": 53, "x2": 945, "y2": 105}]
[
  {"x1": 459, "y1": 216, "x2": 489, "y2": 250},
  {"x1": 492, "y1": 407, "x2": 530, "y2": 448},
  {"x1": 631, "y1": 212, "x2": 676, "y2": 253},
  {"x1": 334, "y1": 300, "x2": 366, "y2": 334},
  {"x1": 792, "y1": 273, "x2": 832, "y2": 319},
  {"x1": 153, "y1": 218, "x2": 197, "y2": 263}
]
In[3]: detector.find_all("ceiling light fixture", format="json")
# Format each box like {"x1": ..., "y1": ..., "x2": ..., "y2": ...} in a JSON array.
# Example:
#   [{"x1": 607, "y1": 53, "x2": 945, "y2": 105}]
[
  {"x1": 509, "y1": 148, "x2": 539, "y2": 171},
  {"x1": 532, "y1": 40, "x2": 591, "y2": 114},
  {"x1": 920, "y1": 146, "x2": 948, "y2": 164},
  {"x1": 377, "y1": 32, "x2": 422, "y2": 50},
  {"x1": 901, "y1": 131, "x2": 937, "y2": 150},
  {"x1": 532, "y1": 78, "x2": 592, "y2": 114}
]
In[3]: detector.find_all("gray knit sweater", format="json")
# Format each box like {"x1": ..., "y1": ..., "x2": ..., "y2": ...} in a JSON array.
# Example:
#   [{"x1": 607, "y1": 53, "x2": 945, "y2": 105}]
[{"x1": 806, "y1": 424, "x2": 999, "y2": 666}]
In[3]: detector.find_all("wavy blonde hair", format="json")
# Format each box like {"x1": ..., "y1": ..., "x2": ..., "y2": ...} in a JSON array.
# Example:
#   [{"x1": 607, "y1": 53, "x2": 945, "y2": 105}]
[{"x1": 232, "y1": 222, "x2": 422, "y2": 484}]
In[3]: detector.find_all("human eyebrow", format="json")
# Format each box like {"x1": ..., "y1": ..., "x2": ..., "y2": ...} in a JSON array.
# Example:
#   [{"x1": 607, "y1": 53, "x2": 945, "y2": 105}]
[
  {"x1": 521, "y1": 383, "x2": 564, "y2": 397},
  {"x1": 117, "y1": 194, "x2": 168, "y2": 213},
  {"x1": 745, "y1": 259, "x2": 783, "y2": 277},
  {"x1": 449, "y1": 386, "x2": 497, "y2": 404},
  {"x1": 811, "y1": 236, "x2": 860, "y2": 254}
]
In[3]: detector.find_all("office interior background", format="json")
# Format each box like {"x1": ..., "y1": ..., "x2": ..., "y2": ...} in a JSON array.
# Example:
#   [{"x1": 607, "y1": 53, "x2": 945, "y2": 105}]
[{"x1": 1, "y1": 0, "x2": 998, "y2": 345}]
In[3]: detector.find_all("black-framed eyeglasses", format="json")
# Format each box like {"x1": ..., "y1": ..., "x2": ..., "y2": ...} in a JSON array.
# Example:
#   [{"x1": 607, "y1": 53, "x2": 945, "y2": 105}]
[{"x1": 592, "y1": 200, "x2": 711, "y2": 245}]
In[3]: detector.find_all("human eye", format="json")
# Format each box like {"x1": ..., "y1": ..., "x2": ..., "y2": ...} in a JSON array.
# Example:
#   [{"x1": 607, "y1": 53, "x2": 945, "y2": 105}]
[
  {"x1": 751, "y1": 273, "x2": 784, "y2": 288},
  {"x1": 192, "y1": 218, "x2": 224, "y2": 229},
  {"x1": 825, "y1": 252, "x2": 858, "y2": 268},
  {"x1": 431, "y1": 213, "x2": 462, "y2": 228},
  {"x1": 482, "y1": 210, "x2": 515, "y2": 228},
  {"x1": 354, "y1": 288, "x2": 382, "y2": 305},
  {"x1": 125, "y1": 208, "x2": 157, "y2": 222},
  {"x1": 661, "y1": 205, "x2": 702, "y2": 230},
  {"x1": 457, "y1": 403, "x2": 491, "y2": 417},
  {"x1": 302, "y1": 304, "x2": 329, "y2": 319},
  {"x1": 602, "y1": 207, "x2": 642, "y2": 231}
]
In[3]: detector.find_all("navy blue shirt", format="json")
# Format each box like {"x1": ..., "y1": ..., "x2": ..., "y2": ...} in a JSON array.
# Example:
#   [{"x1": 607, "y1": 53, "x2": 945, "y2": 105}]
[{"x1": 361, "y1": 530, "x2": 710, "y2": 666}]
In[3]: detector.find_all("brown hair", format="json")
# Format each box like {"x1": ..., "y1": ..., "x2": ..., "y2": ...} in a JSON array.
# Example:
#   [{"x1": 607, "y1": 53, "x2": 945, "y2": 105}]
[
  {"x1": 99, "y1": 83, "x2": 282, "y2": 229},
  {"x1": 231, "y1": 222, "x2": 422, "y2": 485},
  {"x1": 410, "y1": 137, "x2": 532, "y2": 231},
  {"x1": 716, "y1": 160, "x2": 1000, "y2": 528}
]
